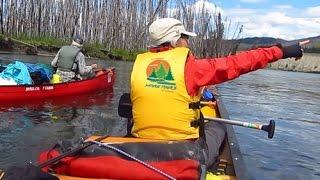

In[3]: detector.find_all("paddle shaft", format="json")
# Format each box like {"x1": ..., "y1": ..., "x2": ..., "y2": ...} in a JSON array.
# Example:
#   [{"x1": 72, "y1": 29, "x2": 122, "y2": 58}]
[
  {"x1": 205, "y1": 116, "x2": 262, "y2": 129},
  {"x1": 204, "y1": 116, "x2": 275, "y2": 139},
  {"x1": 38, "y1": 135, "x2": 108, "y2": 168}
]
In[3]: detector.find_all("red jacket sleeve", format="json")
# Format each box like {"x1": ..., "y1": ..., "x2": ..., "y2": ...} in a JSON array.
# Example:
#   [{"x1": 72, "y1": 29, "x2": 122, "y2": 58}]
[{"x1": 185, "y1": 46, "x2": 283, "y2": 96}]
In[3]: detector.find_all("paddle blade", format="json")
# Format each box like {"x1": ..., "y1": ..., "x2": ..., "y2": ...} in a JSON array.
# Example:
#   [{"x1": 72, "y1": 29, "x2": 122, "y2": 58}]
[
  {"x1": 118, "y1": 93, "x2": 133, "y2": 118},
  {"x1": 262, "y1": 120, "x2": 275, "y2": 139}
]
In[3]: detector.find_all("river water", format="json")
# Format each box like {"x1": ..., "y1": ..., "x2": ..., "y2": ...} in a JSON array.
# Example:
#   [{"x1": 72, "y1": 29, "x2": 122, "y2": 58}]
[
  {"x1": 0, "y1": 55, "x2": 319, "y2": 180},
  {"x1": 218, "y1": 69, "x2": 320, "y2": 180}
]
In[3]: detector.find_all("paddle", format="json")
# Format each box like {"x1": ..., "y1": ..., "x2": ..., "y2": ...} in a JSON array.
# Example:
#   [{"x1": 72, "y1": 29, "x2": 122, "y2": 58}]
[
  {"x1": 204, "y1": 116, "x2": 275, "y2": 139},
  {"x1": 37, "y1": 135, "x2": 108, "y2": 168},
  {"x1": 118, "y1": 93, "x2": 275, "y2": 138}
]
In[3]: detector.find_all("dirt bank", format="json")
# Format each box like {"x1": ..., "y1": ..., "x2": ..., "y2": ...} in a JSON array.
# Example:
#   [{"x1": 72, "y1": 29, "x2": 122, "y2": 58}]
[{"x1": 268, "y1": 53, "x2": 320, "y2": 73}]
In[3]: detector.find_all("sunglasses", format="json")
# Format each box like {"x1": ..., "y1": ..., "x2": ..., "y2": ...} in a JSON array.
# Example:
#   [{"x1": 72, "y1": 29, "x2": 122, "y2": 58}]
[{"x1": 180, "y1": 34, "x2": 189, "y2": 39}]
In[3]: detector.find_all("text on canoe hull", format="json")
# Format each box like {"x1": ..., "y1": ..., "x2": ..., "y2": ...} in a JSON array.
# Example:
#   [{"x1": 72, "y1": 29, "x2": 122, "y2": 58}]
[{"x1": 25, "y1": 86, "x2": 54, "y2": 91}]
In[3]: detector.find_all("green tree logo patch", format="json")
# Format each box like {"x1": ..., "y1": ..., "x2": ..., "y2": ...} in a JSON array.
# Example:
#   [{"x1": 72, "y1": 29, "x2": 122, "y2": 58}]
[{"x1": 146, "y1": 60, "x2": 176, "y2": 88}]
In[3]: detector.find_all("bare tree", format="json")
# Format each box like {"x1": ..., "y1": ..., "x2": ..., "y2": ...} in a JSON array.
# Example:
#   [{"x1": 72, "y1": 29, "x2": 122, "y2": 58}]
[{"x1": 0, "y1": 0, "x2": 242, "y2": 58}]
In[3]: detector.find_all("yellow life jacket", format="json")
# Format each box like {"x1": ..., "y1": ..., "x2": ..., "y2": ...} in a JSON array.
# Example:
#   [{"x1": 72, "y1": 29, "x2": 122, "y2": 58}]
[
  {"x1": 130, "y1": 47, "x2": 201, "y2": 140},
  {"x1": 201, "y1": 104, "x2": 218, "y2": 118},
  {"x1": 50, "y1": 74, "x2": 61, "y2": 84}
]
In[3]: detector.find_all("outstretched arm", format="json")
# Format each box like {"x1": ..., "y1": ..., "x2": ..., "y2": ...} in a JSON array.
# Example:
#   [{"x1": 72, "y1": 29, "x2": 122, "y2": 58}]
[
  {"x1": 185, "y1": 41, "x2": 309, "y2": 95},
  {"x1": 76, "y1": 53, "x2": 94, "y2": 75}
]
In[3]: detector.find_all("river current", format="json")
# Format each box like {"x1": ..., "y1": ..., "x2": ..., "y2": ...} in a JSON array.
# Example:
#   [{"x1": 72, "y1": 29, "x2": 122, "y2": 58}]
[{"x1": 0, "y1": 55, "x2": 319, "y2": 179}]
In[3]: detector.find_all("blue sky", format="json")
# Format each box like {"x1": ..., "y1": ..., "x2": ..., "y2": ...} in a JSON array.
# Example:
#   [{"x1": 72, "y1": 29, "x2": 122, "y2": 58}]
[
  {"x1": 192, "y1": 0, "x2": 320, "y2": 40},
  {"x1": 214, "y1": 0, "x2": 319, "y2": 9}
]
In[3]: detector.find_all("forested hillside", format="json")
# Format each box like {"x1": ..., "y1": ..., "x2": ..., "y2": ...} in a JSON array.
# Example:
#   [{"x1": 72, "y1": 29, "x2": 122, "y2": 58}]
[{"x1": 238, "y1": 36, "x2": 320, "y2": 53}]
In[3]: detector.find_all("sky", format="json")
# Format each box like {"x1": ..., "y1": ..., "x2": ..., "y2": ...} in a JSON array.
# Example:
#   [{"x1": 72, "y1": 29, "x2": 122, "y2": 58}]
[{"x1": 192, "y1": 0, "x2": 320, "y2": 40}]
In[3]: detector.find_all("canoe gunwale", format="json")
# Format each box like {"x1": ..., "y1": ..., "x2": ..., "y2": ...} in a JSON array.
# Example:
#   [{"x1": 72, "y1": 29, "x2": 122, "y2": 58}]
[
  {"x1": 216, "y1": 95, "x2": 251, "y2": 180},
  {"x1": 0, "y1": 67, "x2": 115, "y2": 88},
  {"x1": 0, "y1": 67, "x2": 115, "y2": 101}
]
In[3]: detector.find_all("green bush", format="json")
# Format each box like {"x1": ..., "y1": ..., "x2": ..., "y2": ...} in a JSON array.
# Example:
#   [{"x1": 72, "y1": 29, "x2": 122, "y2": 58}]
[
  {"x1": 111, "y1": 48, "x2": 145, "y2": 61},
  {"x1": 14, "y1": 35, "x2": 69, "y2": 46},
  {"x1": 0, "y1": 34, "x2": 145, "y2": 60},
  {"x1": 83, "y1": 42, "x2": 107, "y2": 59}
]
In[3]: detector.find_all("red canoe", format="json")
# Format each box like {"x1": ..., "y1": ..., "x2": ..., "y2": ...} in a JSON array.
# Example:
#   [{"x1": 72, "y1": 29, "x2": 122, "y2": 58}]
[{"x1": 0, "y1": 67, "x2": 115, "y2": 102}]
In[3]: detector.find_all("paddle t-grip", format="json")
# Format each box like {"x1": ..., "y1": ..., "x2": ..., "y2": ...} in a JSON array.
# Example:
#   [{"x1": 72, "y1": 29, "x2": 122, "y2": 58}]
[{"x1": 261, "y1": 120, "x2": 275, "y2": 139}]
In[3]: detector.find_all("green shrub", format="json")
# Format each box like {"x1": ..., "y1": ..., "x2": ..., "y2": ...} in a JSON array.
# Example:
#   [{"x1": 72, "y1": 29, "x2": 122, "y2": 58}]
[
  {"x1": 1, "y1": 34, "x2": 145, "y2": 60},
  {"x1": 14, "y1": 35, "x2": 68, "y2": 46},
  {"x1": 83, "y1": 42, "x2": 107, "y2": 59},
  {"x1": 111, "y1": 48, "x2": 145, "y2": 61}
]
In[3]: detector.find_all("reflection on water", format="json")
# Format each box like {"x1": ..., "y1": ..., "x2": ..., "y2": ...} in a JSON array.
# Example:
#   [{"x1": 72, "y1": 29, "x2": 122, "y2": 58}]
[
  {"x1": 0, "y1": 90, "x2": 113, "y2": 110},
  {"x1": 0, "y1": 90, "x2": 115, "y2": 169},
  {"x1": 0, "y1": 56, "x2": 132, "y2": 170},
  {"x1": 1, "y1": 55, "x2": 319, "y2": 180},
  {"x1": 218, "y1": 69, "x2": 320, "y2": 180}
]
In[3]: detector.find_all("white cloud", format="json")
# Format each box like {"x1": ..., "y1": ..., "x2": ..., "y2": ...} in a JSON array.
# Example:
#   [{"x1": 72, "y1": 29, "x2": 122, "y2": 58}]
[
  {"x1": 171, "y1": 1, "x2": 320, "y2": 40},
  {"x1": 261, "y1": 12, "x2": 296, "y2": 25},
  {"x1": 223, "y1": 5, "x2": 320, "y2": 40},
  {"x1": 225, "y1": 8, "x2": 257, "y2": 16},
  {"x1": 167, "y1": 0, "x2": 223, "y2": 18},
  {"x1": 193, "y1": 0, "x2": 223, "y2": 15},
  {"x1": 306, "y1": 6, "x2": 320, "y2": 17}
]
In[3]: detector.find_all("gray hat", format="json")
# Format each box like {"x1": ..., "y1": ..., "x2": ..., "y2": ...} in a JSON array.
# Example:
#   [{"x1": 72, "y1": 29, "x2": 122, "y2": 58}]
[
  {"x1": 149, "y1": 18, "x2": 197, "y2": 47},
  {"x1": 72, "y1": 35, "x2": 84, "y2": 48}
]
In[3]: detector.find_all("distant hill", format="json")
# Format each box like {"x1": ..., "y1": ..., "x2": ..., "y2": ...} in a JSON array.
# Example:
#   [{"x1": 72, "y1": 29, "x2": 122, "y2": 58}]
[
  {"x1": 237, "y1": 35, "x2": 320, "y2": 53},
  {"x1": 240, "y1": 37, "x2": 288, "y2": 45},
  {"x1": 287, "y1": 35, "x2": 320, "y2": 45}
]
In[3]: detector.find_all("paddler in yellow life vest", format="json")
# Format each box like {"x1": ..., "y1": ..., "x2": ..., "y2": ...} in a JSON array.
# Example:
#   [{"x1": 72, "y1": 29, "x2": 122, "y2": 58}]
[
  {"x1": 130, "y1": 18, "x2": 308, "y2": 168},
  {"x1": 51, "y1": 35, "x2": 97, "y2": 82},
  {"x1": 130, "y1": 18, "x2": 227, "y2": 167}
]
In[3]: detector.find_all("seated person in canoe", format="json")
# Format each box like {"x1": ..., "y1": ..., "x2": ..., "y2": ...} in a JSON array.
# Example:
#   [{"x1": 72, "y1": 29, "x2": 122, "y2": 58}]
[
  {"x1": 130, "y1": 18, "x2": 309, "y2": 168},
  {"x1": 51, "y1": 35, "x2": 97, "y2": 82}
]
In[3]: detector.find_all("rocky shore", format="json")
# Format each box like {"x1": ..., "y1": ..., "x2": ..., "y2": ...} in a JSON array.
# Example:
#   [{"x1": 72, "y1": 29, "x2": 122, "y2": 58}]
[{"x1": 268, "y1": 53, "x2": 320, "y2": 73}]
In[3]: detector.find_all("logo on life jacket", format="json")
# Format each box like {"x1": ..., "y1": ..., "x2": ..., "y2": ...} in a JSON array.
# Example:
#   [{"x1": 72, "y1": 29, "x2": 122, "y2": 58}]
[{"x1": 145, "y1": 60, "x2": 176, "y2": 90}]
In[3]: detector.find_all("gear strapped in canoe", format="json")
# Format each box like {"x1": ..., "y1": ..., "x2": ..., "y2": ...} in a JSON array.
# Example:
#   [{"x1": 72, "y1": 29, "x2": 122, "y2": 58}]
[{"x1": 87, "y1": 140, "x2": 176, "y2": 180}]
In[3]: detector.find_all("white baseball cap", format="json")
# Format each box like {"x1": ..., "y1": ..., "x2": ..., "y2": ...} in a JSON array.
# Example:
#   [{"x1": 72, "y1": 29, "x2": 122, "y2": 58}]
[{"x1": 149, "y1": 18, "x2": 197, "y2": 47}]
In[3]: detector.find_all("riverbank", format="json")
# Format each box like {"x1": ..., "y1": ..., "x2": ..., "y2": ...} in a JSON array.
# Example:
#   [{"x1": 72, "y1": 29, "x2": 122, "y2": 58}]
[
  {"x1": 0, "y1": 50, "x2": 107, "y2": 60},
  {"x1": 0, "y1": 35, "x2": 139, "y2": 61},
  {"x1": 268, "y1": 53, "x2": 320, "y2": 73},
  {"x1": 1, "y1": 51, "x2": 319, "y2": 73},
  {"x1": 1, "y1": 36, "x2": 319, "y2": 73}
]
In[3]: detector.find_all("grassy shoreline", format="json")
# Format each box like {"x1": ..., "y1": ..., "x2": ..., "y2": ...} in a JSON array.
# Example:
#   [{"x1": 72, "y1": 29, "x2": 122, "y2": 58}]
[{"x1": 0, "y1": 35, "x2": 141, "y2": 61}]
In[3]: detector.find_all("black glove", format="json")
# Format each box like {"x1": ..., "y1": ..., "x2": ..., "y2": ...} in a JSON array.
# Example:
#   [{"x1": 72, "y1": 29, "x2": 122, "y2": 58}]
[
  {"x1": 251, "y1": 43, "x2": 303, "y2": 59},
  {"x1": 3, "y1": 164, "x2": 58, "y2": 180},
  {"x1": 278, "y1": 43, "x2": 303, "y2": 59}
]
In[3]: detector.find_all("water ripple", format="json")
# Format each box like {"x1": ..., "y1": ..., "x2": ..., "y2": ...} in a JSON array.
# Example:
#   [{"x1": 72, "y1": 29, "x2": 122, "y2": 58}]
[{"x1": 219, "y1": 69, "x2": 320, "y2": 179}]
